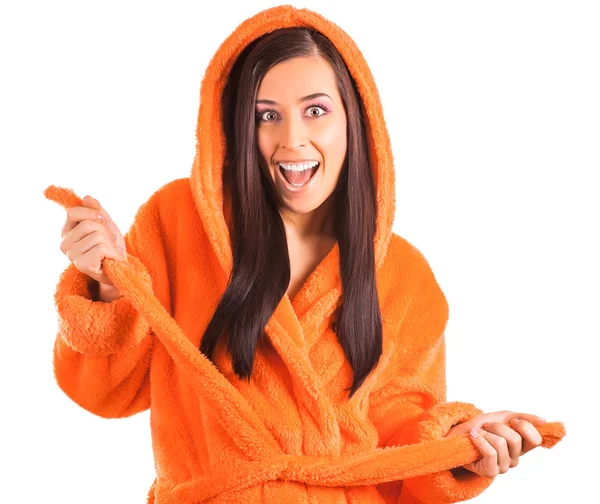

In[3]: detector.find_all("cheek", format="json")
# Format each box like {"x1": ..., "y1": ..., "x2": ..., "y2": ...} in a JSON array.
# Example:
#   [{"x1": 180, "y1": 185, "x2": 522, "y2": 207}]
[
  {"x1": 256, "y1": 130, "x2": 273, "y2": 163},
  {"x1": 317, "y1": 120, "x2": 347, "y2": 163}
]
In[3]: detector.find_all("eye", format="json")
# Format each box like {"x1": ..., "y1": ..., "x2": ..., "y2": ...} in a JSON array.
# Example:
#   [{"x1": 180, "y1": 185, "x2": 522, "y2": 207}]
[
  {"x1": 255, "y1": 103, "x2": 330, "y2": 123},
  {"x1": 307, "y1": 105, "x2": 328, "y2": 118},
  {"x1": 256, "y1": 110, "x2": 278, "y2": 122}
]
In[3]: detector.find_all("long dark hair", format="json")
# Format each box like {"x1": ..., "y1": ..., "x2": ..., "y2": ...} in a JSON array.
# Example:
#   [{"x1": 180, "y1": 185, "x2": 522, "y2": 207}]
[{"x1": 200, "y1": 27, "x2": 382, "y2": 399}]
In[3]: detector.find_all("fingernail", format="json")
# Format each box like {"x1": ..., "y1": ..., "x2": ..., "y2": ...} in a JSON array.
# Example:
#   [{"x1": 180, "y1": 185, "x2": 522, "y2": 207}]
[
  {"x1": 97, "y1": 213, "x2": 104, "y2": 220},
  {"x1": 482, "y1": 422, "x2": 491, "y2": 429},
  {"x1": 510, "y1": 418, "x2": 520, "y2": 425},
  {"x1": 470, "y1": 427, "x2": 479, "y2": 438}
]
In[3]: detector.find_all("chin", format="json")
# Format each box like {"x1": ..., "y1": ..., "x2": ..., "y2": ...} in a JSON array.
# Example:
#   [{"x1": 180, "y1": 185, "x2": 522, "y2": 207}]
[
  {"x1": 282, "y1": 203, "x2": 318, "y2": 215},
  {"x1": 282, "y1": 192, "x2": 331, "y2": 214}
]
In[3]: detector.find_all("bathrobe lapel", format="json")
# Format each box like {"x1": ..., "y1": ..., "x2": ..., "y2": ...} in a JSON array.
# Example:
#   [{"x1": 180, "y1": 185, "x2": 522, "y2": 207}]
[{"x1": 186, "y1": 8, "x2": 398, "y2": 453}]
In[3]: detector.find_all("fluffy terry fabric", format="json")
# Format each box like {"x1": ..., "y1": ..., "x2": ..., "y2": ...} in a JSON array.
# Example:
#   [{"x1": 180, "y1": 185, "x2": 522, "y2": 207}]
[{"x1": 45, "y1": 5, "x2": 565, "y2": 504}]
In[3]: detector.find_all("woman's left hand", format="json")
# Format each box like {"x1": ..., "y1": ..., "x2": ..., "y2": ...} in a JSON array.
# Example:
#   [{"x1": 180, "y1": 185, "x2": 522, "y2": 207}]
[{"x1": 444, "y1": 411, "x2": 546, "y2": 478}]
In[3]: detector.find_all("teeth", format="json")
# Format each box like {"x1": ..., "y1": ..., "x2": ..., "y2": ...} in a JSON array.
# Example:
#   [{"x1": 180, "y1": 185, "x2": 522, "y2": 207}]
[{"x1": 278, "y1": 161, "x2": 319, "y2": 171}]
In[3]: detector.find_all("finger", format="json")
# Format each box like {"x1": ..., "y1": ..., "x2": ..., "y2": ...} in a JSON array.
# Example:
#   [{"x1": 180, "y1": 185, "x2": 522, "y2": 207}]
[
  {"x1": 480, "y1": 429, "x2": 511, "y2": 474},
  {"x1": 73, "y1": 219, "x2": 114, "y2": 247},
  {"x1": 81, "y1": 195, "x2": 116, "y2": 230},
  {"x1": 469, "y1": 428, "x2": 499, "y2": 478},
  {"x1": 105, "y1": 216, "x2": 120, "y2": 242},
  {"x1": 482, "y1": 422, "x2": 522, "y2": 468},
  {"x1": 117, "y1": 244, "x2": 127, "y2": 262},
  {"x1": 85, "y1": 242, "x2": 123, "y2": 284},
  {"x1": 81, "y1": 195, "x2": 102, "y2": 210},
  {"x1": 81, "y1": 196, "x2": 121, "y2": 240},
  {"x1": 63, "y1": 205, "x2": 107, "y2": 237},
  {"x1": 61, "y1": 218, "x2": 106, "y2": 257},
  {"x1": 75, "y1": 226, "x2": 116, "y2": 255},
  {"x1": 510, "y1": 419, "x2": 543, "y2": 455},
  {"x1": 62, "y1": 222, "x2": 115, "y2": 262},
  {"x1": 510, "y1": 413, "x2": 547, "y2": 426}
]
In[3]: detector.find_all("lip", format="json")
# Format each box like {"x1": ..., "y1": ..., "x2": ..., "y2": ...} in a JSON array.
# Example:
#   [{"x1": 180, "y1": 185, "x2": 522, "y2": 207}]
[
  {"x1": 275, "y1": 159, "x2": 320, "y2": 165},
  {"x1": 275, "y1": 162, "x2": 321, "y2": 193}
]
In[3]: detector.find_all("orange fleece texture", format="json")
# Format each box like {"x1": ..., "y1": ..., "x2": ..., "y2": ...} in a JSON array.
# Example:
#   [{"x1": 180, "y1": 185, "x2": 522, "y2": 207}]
[{"x1": 45, "y1": 5, "x2": 566, "y2": 503}]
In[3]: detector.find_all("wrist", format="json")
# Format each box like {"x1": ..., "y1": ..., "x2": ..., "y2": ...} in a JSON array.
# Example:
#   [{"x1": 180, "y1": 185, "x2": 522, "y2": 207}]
[{"x1": 97, "y1": 282, "x2": 123, "y2": 302}]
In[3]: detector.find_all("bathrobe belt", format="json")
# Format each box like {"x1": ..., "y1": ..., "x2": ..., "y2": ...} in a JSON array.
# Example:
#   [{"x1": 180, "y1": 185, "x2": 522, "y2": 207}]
[{"x1": 46, "y1": 185, "x2": 566, "y2": 502}]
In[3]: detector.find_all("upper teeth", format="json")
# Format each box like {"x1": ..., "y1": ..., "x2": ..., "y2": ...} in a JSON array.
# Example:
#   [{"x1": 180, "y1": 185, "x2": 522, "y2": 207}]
[{"x1": 278, "y1": 161, "x2": 319, "y2": 171}]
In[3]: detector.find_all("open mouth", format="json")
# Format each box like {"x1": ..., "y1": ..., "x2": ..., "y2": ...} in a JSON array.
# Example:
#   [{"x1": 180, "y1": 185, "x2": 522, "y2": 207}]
[{"x1": 278, "y1": 162, "x2": 320, "y2": 187}]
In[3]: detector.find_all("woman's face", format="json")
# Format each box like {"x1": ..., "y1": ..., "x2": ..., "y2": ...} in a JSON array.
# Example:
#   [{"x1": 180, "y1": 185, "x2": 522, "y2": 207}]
[{"x1": 255, "y1": 56, "x2": 347, "y2": 217}]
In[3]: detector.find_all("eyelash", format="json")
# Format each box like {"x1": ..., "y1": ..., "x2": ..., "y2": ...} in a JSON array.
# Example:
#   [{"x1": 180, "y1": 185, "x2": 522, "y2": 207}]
[{"x1": 255, "y1": 103, "x2": 331, "y2": 123}]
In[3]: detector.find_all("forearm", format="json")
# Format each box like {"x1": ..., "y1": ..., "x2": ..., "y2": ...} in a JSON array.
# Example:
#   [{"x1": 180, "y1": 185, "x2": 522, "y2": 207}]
[{"x1": 53, "y1": 260, "x2": 155, "y2": 417}]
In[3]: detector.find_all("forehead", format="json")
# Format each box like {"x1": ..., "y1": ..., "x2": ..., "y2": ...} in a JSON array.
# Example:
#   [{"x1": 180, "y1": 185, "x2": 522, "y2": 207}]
[{"x1": 256, "y1": 56, "x2": 338, "y2": 103}]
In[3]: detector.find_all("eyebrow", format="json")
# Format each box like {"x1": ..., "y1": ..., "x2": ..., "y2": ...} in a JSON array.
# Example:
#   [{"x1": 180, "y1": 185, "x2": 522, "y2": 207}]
[{"x1": 255, "y1": 92, "x2": 332, "y2": 106}]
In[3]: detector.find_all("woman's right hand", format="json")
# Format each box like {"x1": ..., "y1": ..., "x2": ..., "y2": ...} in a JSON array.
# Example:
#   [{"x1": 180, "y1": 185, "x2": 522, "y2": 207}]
[{"x1": 60, "y1": 195, "x2": 128, "y2": 289}]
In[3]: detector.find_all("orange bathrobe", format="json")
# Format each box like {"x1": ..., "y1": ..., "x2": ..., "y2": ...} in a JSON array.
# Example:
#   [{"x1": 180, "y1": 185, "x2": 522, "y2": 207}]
[{"x1": 45, "y1": 5, "x2": 565, "y2": 503}]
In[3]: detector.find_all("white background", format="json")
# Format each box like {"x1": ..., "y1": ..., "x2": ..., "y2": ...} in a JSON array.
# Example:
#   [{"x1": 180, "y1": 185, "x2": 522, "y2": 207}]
[{"x1": 2, "y1": 0, "x2": 597, "y2": 502}]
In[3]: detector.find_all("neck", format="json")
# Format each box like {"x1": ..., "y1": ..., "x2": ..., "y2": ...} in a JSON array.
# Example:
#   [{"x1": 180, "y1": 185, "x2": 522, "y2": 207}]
[{"x1": 280, "y1": 198, "x2": 335, "y2": 242}]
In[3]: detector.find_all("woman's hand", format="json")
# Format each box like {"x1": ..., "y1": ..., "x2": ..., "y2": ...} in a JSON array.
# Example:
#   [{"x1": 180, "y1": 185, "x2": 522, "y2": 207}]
[
  {"x1": 60, "y1": 195, "x2": 128, "y2": 288},
  {"x1": 444, "y1": 411, "x2": 546, "y2": 478}
]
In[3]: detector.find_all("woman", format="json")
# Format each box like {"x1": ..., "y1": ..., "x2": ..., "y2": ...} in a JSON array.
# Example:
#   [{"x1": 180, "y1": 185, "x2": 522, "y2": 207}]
[{"x1": 48, "y1": 5, "x2": 563, "y2": 503}]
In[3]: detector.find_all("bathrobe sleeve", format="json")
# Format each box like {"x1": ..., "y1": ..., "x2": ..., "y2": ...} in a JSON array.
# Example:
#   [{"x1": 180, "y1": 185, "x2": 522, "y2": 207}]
[
  {"x1": 369, "y1": 258, "x2": 495, "y2": 503},
  {"x1": 52, "y1": 192, "x2": 170, "y2": 419}
]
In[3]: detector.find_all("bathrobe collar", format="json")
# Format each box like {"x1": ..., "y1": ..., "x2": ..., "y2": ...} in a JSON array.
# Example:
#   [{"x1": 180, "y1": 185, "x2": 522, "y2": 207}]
[{"x1": 189, "y1": 7, "x2": 396, "y2": 409}]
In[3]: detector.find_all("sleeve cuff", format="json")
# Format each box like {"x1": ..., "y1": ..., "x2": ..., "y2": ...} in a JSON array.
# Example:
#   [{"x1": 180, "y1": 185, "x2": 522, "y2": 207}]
[
  {"x1": 391, "y1": 401, "x2": 495, "y2": 503},
  {"x1": 54, "y1": 256, "x2": 153, "y2": 356}
]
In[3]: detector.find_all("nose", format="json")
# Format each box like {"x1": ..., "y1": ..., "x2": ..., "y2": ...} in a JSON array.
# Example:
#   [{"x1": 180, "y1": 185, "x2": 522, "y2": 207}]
[{"x1": 280, "y1": 114, "x2": 307, "y2": 150}]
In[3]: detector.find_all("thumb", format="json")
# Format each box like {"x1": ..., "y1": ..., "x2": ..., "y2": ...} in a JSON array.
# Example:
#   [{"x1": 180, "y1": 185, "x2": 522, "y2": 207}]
[
  {"x1": 116, "y1": 245, "x2": 128, "y2": 263},
  {"x1": 445, "y1": 423, "x2": 469, "y2": 438}
]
